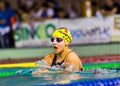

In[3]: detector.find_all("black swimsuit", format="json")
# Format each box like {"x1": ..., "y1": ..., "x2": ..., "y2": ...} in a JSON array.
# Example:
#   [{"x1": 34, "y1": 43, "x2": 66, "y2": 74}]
[{"x1": 51, "y1": 51, "x2": 73, "y2": 67}]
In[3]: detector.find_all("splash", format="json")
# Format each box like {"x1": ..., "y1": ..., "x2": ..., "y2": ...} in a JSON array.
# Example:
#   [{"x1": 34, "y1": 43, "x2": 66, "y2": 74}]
[{"x1": 35, "y1": 60, "x2": 80, "y2": 72}]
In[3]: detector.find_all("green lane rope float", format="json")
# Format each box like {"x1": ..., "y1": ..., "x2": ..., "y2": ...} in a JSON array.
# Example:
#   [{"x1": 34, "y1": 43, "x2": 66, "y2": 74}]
[
  {"x1": 83, "y1": 62, "x2": 120, "y2": 70},
  {"x1": 0, "y1": 72, "x2": 16, "y2": 77}
]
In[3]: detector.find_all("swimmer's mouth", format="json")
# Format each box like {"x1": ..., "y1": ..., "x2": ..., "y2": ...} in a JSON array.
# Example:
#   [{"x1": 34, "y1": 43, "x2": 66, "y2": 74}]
[{"x1": 54, "y1": 46, "x2": 58, "y2": 49}]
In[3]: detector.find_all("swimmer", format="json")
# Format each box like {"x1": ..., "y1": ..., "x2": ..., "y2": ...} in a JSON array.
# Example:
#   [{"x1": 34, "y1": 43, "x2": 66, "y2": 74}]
[{"x1": 32, "y1": 27, "x2": 83, "y2": 75}]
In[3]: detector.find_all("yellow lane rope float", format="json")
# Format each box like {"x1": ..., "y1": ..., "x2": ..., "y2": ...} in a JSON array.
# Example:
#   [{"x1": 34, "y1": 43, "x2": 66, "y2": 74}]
[{"x1": 0, "y1": 62, "x2": 39, "y2": 68}]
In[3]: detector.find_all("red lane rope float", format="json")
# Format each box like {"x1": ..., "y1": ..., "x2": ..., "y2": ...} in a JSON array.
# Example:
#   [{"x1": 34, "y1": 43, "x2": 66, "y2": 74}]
[{"x1": 81, "y1": 54, "x2": 120, "y2": 63}]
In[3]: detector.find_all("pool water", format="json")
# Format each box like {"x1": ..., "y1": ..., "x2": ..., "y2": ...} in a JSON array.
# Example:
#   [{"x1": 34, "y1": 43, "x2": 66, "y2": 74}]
[{"x1": 0, "y1": 61, "x2": 120, "y2": 86}]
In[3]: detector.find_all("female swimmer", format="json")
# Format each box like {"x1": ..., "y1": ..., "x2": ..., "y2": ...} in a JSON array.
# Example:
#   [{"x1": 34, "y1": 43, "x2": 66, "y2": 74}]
[{"x1": 32, "y1": 27, "x2": 83, "y2": 75}]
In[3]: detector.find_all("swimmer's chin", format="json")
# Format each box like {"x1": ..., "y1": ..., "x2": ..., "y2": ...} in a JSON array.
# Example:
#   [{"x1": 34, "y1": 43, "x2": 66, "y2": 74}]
[
  {"x1": 53, "y1": 50, "x2": 59, "y2": 54},
  {"x1": 54, "y1": 51, "x2": 58, "y2": 54}
]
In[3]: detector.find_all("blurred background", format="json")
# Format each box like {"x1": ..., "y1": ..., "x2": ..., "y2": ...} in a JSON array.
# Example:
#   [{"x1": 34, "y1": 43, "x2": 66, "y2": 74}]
[{"x1": 0, "y1": 0, "x2": 120, "y2": 63}]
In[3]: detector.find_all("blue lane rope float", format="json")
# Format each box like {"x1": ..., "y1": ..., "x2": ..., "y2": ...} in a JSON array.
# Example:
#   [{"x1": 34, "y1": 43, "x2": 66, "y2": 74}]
[{"x1": 41, "y1": 77, "x2": 120, "y2": 86}]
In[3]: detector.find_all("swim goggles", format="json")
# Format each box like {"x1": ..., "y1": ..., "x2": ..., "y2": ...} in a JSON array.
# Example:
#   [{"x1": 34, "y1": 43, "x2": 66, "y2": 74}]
[{"x1": 50, "y1": 37, "x2": 63, "y2": 43}]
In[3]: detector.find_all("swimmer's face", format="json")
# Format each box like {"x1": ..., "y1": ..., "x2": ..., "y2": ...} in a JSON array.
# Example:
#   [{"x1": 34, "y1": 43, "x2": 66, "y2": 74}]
[{"x1": 50, "y1": 36, "x2": 66, "y2": 53}]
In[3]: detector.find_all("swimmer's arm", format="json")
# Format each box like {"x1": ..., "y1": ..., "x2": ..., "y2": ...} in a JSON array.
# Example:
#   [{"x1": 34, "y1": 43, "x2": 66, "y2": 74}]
[
  {"x1": 64, "y1": 52, "x2": 83, "y2": 72},
  {"x1": 32, "y1": 68, "x2": 49, "y2": 75},
  {"x1": 32, "y1": 54, "x2": 53, "y2": 75}
]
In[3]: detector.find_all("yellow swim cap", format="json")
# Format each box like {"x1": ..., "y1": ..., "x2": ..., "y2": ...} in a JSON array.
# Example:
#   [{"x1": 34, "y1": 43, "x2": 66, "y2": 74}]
[{"x1": 52, "y1": 27, "x2": 72, "y2": 44}]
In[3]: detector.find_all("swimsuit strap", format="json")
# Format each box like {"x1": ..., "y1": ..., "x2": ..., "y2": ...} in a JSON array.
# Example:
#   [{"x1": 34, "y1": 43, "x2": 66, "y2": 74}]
[
  {"x1": 51, "y1": 54, "x2": 57, "y2": 67},
  {"x1": 51, "y1": 50, "x2": 73, "y2": 67}
]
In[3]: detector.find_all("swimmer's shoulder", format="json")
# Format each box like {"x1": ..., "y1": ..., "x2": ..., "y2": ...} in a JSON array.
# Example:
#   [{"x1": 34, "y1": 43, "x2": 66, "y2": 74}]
[
  {"x1": 65, "y1": 51, "x2": 81, "y2": 61},
  {"x1": 44, "y1": 52, "x2": 55, "y2": 59},
  {"x1": 66, "y1": 51, "x2": 78, "y2": 58}
]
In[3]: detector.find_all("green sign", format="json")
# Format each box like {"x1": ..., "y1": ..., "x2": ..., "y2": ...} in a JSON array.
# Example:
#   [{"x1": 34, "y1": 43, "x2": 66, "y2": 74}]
[{"x1": 14, "y1": 23, "x2": 56, "y2": 42}]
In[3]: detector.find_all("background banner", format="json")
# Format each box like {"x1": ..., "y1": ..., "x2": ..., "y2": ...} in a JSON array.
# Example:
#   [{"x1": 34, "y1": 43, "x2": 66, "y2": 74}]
[{"x1": 13, "y1": 16, "x2": 117, "y2": 48}]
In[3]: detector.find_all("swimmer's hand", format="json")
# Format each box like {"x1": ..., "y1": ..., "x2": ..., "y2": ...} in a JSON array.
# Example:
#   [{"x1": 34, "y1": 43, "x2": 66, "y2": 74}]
[
  {"x1": 32, "y1": 69, "x2": 71, "y2": 75},
  {"x1": 32, "y1": 68, "x2": 49, "y2": 75}
]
